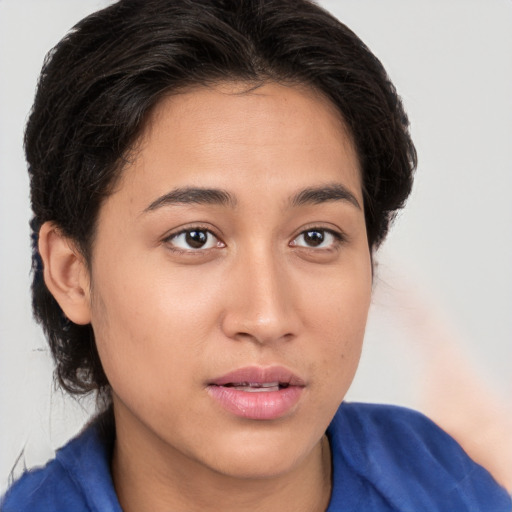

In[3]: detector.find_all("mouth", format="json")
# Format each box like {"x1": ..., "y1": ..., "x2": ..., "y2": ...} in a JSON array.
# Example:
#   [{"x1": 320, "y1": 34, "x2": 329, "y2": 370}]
[
  {"x1": 207, "y1": 366, "x2": 305, "y2": 420},
  {"x1": 209, "y1": 365, "x2": 305, "y2": 388},
  {"x1": 220, "y1": 382, "x2": 289, "y2": 392}
]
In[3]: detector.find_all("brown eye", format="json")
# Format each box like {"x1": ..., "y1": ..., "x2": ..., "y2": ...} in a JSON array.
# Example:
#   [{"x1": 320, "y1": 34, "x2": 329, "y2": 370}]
[
  {"x1": 168, "y1": 229, "x2": 221, "y2": 250},
  {"x1": 186, "y1": 230, "x2": 208, "y2": 248},
  {"x1": 291, "y1": 228, "x2": 341, "y2": 249},
  {"x1": 303, "y1": 230, "x2": 325, "y2": 247}
]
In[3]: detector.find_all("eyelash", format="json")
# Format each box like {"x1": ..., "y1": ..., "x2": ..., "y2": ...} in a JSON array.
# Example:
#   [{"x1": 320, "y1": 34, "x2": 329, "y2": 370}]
[
  {"x1": 290, "y1": 228, "x2": 345, "y2": 251},
  {"x1": 163, "y1": 226, "x2": 224, "y2": 254},
  {"x1": 163, "y1": 226, "x2": 345, "y2": 254}
]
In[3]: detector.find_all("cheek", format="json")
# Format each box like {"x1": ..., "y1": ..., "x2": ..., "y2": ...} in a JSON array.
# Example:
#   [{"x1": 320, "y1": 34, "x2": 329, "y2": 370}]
[
  {"x1": 90, "y1": 249, "x2": 220, "y2": 332},
  {"x1": 305, "y1": 258, "x2": 372, "y2": 385},
  {"x1": 306, "y1": 252, "x2": 372, "y2": 333},
  {"x1": 87, "y1": 257, "x2": 223, "y2": 392}
]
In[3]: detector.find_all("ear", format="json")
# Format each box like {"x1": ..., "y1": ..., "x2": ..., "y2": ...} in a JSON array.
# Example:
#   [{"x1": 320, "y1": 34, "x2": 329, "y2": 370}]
[{"x1": 38, "y1": 222, "x2": 92, "y2": 325}]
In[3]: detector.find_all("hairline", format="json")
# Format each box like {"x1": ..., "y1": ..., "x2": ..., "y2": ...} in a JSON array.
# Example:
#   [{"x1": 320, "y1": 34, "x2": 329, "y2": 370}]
[{"x1": 82, "y1": 77, "x2": 364, "y2": 264}]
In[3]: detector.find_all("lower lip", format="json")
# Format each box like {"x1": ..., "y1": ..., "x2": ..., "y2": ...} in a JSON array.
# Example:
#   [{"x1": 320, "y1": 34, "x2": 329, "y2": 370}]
[{"x1": 207, "y1": 385, "x2": 303, "y2": 420}]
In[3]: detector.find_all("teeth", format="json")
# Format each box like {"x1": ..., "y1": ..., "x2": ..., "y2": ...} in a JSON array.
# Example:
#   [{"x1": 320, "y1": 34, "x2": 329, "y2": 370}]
[
  {"x1": 234, "y1": 385, "x2": 280, "y2": 392},
  {"x1": 252, "y1": 382, "x2": 279, "y2": 388},
  {"x1": 226, "y1": 381, "x2": 281, "y2": 392}
]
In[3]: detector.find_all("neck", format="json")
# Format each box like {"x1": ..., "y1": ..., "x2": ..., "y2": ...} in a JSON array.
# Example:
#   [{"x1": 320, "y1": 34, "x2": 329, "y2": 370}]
[{"x1": 111, "y1": 410, "x2": 332, "y2": 512}]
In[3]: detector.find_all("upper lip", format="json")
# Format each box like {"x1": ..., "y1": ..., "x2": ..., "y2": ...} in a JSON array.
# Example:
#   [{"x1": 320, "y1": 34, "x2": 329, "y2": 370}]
[{"x1": 209, "y1": 366, "x2": 306, "y2": 387}]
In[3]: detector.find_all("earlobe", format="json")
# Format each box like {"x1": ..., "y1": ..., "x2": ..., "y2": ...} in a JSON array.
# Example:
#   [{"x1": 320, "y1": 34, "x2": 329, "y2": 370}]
[{"x1": 38, "y1": 222, "x2": 92, "y2": 325}]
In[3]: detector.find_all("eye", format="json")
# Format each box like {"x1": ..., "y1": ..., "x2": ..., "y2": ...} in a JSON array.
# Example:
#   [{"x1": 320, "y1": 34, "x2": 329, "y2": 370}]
[
  {"x1": 166, "y1": 228, "x2": 223, "y2": 251},
  {"x1": 290, "y1": 228, "x2": 341, "y2": 249}
]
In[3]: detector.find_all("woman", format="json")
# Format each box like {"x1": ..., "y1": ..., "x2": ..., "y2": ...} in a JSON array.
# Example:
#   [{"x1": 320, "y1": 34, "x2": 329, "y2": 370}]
[{"x1": 1, "y1": 0, "x2": 510, "y2": 510}]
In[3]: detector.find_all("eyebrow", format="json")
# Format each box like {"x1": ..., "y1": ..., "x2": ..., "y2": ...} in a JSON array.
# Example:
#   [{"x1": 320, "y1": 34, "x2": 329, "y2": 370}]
[
  {"x1": 290, "y1": 184, "x2": 361, "y2": 209},
  {"x1": 144, "y1": 187, "x2": 237, "y2": 212},
  {"x1": 143, "y1": 182, "x2": 361, "y2": 213}
]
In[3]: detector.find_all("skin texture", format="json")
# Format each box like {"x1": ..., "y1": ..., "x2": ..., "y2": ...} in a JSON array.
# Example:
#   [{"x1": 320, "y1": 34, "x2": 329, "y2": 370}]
[{"x1": 40, "y1": 82, "x2": 373, "y2": 511}]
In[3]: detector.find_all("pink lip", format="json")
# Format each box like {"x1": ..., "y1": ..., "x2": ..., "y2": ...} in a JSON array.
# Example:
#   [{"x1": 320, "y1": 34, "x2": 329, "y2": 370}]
[{"x1": 207, "y1": 366, "x2": 305, "y2": 420}]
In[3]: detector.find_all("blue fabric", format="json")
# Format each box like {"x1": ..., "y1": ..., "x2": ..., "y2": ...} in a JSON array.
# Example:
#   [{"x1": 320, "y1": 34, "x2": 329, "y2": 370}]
[
  {"x1": 326, "y1": 403, "x2": 511, "y2": 511},
  {"x1": 2, "y1": 402, "x2": 511, "y2": 512}
]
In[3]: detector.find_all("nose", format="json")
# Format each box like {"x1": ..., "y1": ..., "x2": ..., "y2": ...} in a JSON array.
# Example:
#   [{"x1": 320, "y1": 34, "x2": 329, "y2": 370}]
[{"x1": 220, "y1": 247, "x2": 301, "y2": 345}]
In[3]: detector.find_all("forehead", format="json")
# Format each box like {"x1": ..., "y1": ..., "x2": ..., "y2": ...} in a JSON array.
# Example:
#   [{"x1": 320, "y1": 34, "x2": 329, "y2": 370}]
[
  {"x1": 113, "y1": 81, "x2": 362, "y2": 209},
  {"x1": 145, "y1": 81, "x2": 351, "y2": 143}
]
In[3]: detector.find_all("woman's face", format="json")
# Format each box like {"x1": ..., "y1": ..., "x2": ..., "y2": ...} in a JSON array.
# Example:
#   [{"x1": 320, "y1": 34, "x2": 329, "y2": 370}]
[{"x1": 87, "y1": 82, "x2": 372, "y2": 478}]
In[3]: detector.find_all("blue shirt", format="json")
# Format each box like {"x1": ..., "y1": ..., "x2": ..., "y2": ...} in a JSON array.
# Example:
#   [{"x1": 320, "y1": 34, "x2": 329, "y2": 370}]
[{"x1": 2, "y1": 402, "x2": 511, "y2": 511}]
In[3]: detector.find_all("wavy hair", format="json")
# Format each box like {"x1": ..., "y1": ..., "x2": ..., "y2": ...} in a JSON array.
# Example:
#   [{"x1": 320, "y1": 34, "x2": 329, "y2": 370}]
[{"x1": 26, "y1": 0, "x2": 417, "y2": 399}]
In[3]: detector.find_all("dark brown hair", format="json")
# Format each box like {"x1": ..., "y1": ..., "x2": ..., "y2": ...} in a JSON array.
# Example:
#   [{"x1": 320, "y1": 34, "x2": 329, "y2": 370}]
[{"x1": 26, "y1": 0, "x2": 416, "y2": 399}]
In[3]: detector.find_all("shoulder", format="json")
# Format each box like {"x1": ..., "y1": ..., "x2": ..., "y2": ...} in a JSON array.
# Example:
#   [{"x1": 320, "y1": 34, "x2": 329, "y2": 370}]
[
  {"x1": 1, "y1": 451, "x2": 89, "y2": 512},
  {"x1": 327, "y1": 402, "x2": 512, "y2": 512},
  {"x1": 1, "y1": 411, "x2": 121, "y2": 512}
]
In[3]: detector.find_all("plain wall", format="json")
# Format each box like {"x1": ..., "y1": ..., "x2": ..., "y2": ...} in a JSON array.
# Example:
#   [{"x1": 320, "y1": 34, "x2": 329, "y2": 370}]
[{"x1": 1, "y1": 0, "x2": 511, "y2": 494}]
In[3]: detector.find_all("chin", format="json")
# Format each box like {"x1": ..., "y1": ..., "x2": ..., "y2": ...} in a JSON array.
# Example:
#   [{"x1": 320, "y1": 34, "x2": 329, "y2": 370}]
[
  {"x1": 203, "y1": 429, "x2": 316, "y2": 480},
  {"x1": 214, "y1": 452, "x2": 304, "y2": 480}
]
